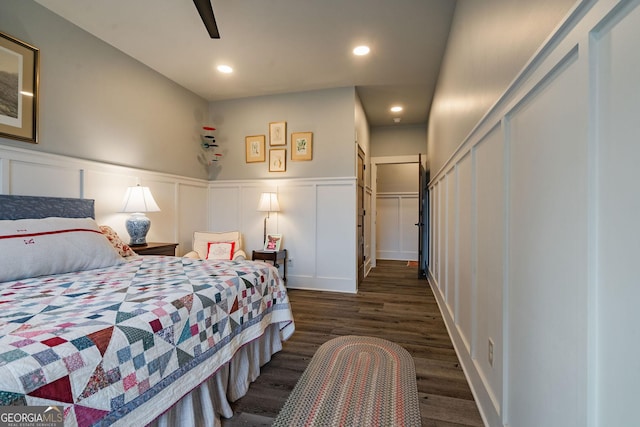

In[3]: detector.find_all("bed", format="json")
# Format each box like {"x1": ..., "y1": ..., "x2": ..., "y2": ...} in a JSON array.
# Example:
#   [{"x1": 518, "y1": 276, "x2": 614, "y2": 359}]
[{"x1": 0, "y1": 195, "x2": 295, "y2": 426}]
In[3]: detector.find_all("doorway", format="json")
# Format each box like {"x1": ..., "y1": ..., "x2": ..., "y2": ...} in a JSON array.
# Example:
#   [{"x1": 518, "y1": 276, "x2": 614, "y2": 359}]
[
  {"x1": 370, "y1": 155, "x2": 426, "y2": 277},
  {"x1": 357, "y1": 146, "x2": 365, "y2": 285}
]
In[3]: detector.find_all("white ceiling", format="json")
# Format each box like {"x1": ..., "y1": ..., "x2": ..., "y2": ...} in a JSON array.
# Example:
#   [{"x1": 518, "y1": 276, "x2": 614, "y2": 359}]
[{"x1": 35, "y1": 0, "x2": 456, "y2": 127}]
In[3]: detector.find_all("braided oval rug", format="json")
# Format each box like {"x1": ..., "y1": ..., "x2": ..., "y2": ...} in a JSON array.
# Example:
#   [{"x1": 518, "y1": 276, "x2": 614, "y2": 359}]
[{"x1": 272, "y1": 335, "x2": 421, "y2": 427}]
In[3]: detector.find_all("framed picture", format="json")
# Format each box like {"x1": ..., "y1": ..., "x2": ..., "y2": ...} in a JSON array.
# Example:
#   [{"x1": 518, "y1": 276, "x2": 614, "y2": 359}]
[
  {"x1": 269, "y1": 148, "x2": 286, "y2": 172},
  {"x1": 269, "y1": 121, "x2": 286, "y2": 146},
  {"x1": 245, "y1": 135, "x2": 266, "y2": 163},
  {"x1": 291, "y1": 132, "x2": 313, "y2": 161},
  {"x1": 263, "y1": 233, "x2": 282, "y2": 251},
  {"x1": 0, "y1": 32, "x2": 39, "y2": 144}
]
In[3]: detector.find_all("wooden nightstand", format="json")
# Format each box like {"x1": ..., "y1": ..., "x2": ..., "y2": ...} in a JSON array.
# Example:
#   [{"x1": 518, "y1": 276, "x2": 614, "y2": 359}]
[
  {"x1": 133, "y1": 242, "x2": 178, "y2": 256},
  {"x1": 252, "y1": 249, "x2": 287, "y2": 282}
]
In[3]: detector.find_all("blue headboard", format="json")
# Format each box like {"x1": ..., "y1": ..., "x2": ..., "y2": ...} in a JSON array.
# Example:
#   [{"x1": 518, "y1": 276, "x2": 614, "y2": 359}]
[{"x1": 0, "y1": 195, "x2": 95, "y2": 220}]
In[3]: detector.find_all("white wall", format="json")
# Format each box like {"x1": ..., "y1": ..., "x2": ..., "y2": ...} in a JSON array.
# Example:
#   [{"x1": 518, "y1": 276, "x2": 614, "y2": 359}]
[
  {"x1": 0, "y1": 1, "x2": 210, "y2": 180},
  {"x1": 0, "y1": 145, "x2": 208, "y2": 256},
  {"x1": 427, "y1": 1, "x2": 640, "y2": 426},
  {"x1": 370, "y1": 125, "x2": 426, "y2": 158},
  {"x1": 208, "y1": 87, "x2": 357, "y2": 181},
  {"x1": 377, "y1": 163, "x2": 418, "y2": 193},
  {"x1": 427, "y1": 0, "x2": 577, "y2": 174}
]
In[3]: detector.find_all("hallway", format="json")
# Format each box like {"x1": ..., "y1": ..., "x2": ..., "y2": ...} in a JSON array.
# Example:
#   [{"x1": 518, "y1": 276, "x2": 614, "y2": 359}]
[{"x1": 225, "y1": 260, "x2": 484, "y2": 426}]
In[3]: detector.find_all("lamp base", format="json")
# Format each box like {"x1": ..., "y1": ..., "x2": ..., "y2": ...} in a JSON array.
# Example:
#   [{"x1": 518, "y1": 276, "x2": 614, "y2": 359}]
[{"x1": 126, "y1": 213, "x2": 151, "y2": 246}]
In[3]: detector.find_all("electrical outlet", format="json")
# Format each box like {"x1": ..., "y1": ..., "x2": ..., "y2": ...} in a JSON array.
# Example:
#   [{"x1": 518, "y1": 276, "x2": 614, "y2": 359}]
[
  {"x1": 287, "y1": 258, "x2": 293, "y2": 267},
  {"x1": 488, "y1": 338, "x2": 494, "y2": 367}
]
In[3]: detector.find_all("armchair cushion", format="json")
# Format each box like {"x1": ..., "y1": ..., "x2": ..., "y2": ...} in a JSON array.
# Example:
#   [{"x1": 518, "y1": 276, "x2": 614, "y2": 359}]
[{"x1": 190, "y1": 231, "x2": 246, "y2": 261}]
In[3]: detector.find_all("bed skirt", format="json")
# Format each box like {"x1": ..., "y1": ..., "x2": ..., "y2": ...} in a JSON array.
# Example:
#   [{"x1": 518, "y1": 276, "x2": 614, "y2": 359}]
[{"x1": 150, "y1": 323, "x2": 283, "y2": 427}]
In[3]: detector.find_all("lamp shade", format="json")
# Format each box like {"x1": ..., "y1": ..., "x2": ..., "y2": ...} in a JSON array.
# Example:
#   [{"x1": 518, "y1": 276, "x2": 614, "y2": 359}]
[
  {"x1": 257, "y1": 192, "x2": 280, "y2": 212},
  {"x1": 120, "y1": 185, "x2": 161, "y2": 213}
]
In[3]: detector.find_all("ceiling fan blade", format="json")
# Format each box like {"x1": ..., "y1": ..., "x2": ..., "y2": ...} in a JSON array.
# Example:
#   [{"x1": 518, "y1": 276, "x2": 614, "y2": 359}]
[{"x1": 193, "y1": 0, "x2": 220, "y2": 39}]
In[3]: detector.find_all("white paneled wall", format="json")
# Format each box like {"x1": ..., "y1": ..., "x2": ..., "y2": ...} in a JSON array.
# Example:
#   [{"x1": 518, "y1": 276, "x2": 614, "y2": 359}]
[
  {"x1": 445, "y1": 169, "x2": 456, "y2": 313},
  {"x1": 473, "y1": 123, "x2": 504, "y2": 415},
  {"x1": 0, "y1": 143, "x2": 360, "y2": 294},
  {"x1": 210, "y1": 178, "x2": 358, "y2": 293},
  {"x1": 456, "y1": 152, "x2": 473, "y2": 355},
  {"x1": 0, "y1": 145, "x2": 208, "y2": 255},
  {"x1": 427, "y1": 1, "x2": 640, "y2": 426},
  {"x1": 593, "y1": 1, "x2": 640, "y2": 424}
]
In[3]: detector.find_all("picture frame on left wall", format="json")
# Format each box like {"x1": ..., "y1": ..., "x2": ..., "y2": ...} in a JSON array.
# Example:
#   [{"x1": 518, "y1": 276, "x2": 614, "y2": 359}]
[
  {"x1": 245, "y1": 135, "x2": 266, "y2": 162},
  {"x1": 0, "y1": 32, "x2": 39, "y2": 144}
]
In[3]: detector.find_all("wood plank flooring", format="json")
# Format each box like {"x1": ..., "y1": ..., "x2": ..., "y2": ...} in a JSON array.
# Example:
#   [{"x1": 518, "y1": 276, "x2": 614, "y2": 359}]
[{"x1": 223, "y1": 260, "x2": 484, "y2": 426}]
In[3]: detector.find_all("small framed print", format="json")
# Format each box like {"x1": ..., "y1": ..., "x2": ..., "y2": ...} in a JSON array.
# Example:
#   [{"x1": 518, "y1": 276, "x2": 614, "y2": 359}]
[
  {"x1": 269, "y1": 121, "x2": 286, "y2": 146},
  {"x1": 291, "y1": 132, "x2": 313, "y2": 161},
  {"x1": 269, "y1": 148, "x2": 286, "y2": 172},
  {"x1": 263, "y1": 233, "x2": 282, "y2": 251},
  {"x1": 245, "y1": 135, "x2": 266, "y2": 163}
]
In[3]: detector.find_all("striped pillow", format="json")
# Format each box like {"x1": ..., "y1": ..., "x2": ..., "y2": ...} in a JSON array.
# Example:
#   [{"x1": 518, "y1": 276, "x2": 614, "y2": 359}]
[{"x1": 0, "y1": 217, "x2": 125, "y2": 283}]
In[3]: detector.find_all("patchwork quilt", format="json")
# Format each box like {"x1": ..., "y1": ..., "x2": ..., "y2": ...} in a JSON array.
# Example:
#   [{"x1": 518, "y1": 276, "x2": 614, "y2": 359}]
[{"x1": 0, "y1": 256, "x2": 294, "y2": 426}]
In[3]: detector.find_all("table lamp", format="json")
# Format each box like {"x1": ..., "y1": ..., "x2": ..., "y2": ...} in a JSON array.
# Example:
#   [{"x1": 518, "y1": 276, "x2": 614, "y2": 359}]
[
  {"x1": 120, "y1": 184, "x2": 160, "y2": 246},
  {"x1": 257, "y1": 192, "x2": 280, "y2": 245}
]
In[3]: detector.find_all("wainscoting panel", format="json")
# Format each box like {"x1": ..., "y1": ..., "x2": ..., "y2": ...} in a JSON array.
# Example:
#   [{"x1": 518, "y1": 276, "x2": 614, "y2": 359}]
[
  {"x1": 429, "y1": 185, "x2": 435, "y2": 280},
  {"x1": 473, "y1": 124, "x2": 504, "y2": 416},
  {"x1": 364, "y1": 187, "x2": 373, "y2": 275},
  {"x1": 456, "y1": 152, "x2": 473, "y2": 354},
  {"x1": 437, "y1": 180, "x2": 442, "y2": 289},
  {"x1": 592, "y1": 1, "x2": 640, "y2": 424},
  {"x1": 0, "y1": 145, "x2": 209, "y2": 257},
  {"x1": 278, "y1": 183, "x2": 317, "y2": 281},
  {"x1": 177, "y1": 182, "x2": 209, "y2": 255},
  {"x1": 399, "y1": 195, "x2": 418, "y2": 260},
  {"x1": 316, "y1": 182, "x2": 357, "y2": 292},
  {"x1": 209, "y1": 178, "x2": 358, "y2": 293},
  {"x1": 84, "y1": 169, "x2": 140, "y2": 238},
  {"x1": 425, "y1": 2, "x2": 640, "y2": 426},
  {"x1": 142, "y1": 178, "x2": 181, "y2": 245},
  {"x1": 9, "y1": 160, "x2": 82, "y2": 198},
  {"x1": 445, "y1": 168, "x2": 456, "y2": 316},
  {"x1": 209, "y1": 185, "x2": 244, "y2": 233},
  {"x1": 507, "y1": 42, "x2": 588, "y2": 427}
]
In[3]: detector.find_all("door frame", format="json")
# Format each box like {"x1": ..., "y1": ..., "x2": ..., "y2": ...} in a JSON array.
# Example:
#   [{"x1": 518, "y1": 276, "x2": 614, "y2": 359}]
[{"x1": 370, "y1": 155, "x2": 421, "y2": 269}]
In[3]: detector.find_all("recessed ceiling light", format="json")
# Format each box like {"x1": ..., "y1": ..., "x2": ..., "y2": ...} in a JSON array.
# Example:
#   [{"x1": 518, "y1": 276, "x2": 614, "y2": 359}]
[
  {"x1": 353, "y1": 45, "x2": 370, "y2": 56},
  {"x1": 217, "y1": 65, "x2": 233, "y2": 73},
  {"x1": 390, "y1": 106, "x2": 403, "y2": 113},
  {"x1": 393, "y1": 118, "x2": 402, "y2": 123}
]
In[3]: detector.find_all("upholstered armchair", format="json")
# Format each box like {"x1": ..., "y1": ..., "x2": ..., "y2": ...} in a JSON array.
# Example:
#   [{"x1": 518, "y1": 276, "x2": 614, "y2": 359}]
[{"x1": 183, "y1": 231, "x2": 247, "y2": 261}]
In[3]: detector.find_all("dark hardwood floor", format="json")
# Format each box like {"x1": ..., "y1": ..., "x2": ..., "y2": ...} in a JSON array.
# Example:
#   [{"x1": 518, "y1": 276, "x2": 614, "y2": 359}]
[{"x1": 223, "y1": 260, "x2": 484, "y2": 426}]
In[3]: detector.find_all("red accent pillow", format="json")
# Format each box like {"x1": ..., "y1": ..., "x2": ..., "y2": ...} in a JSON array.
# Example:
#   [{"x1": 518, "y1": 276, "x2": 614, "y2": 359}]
[{"x1": 206, "y1": 241, "x2": 235, "y2": 260}]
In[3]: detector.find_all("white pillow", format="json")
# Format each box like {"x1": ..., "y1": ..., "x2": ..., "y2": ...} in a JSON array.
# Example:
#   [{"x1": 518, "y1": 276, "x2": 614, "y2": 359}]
[
  {"x1": 206, "y1": 241, "x2": 235, "y2": 260},
  {"x1": 0, "y1": 217, "x2": 125, "y2": 283}
]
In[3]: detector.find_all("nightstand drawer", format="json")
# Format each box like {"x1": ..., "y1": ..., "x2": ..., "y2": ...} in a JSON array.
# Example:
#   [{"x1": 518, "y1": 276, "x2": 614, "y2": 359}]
[{"x1": 134, "y1": 242, "x2": 178, "y2": 256}]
